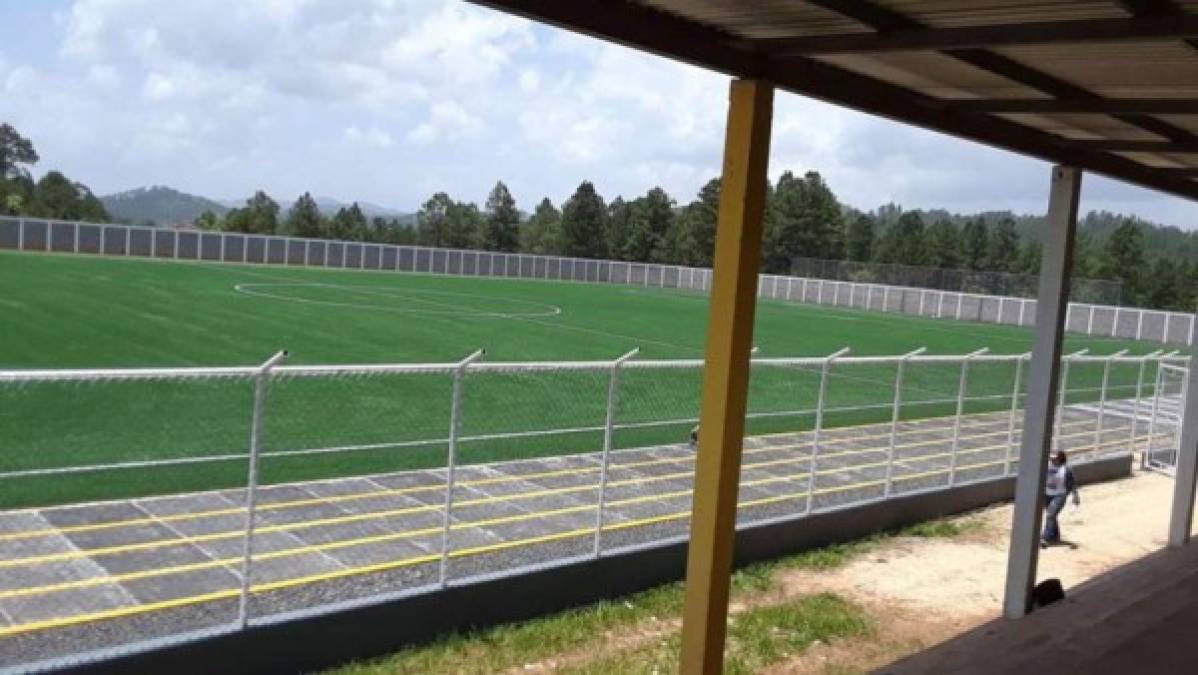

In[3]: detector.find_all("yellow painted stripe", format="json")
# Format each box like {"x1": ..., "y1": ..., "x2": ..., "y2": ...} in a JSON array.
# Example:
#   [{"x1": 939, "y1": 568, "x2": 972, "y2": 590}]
[
  {"x1": 3, "y1": 429, "x2": 1149, "y2": 604},
  {"x1": 0, "y1": 437, "x2": 1140, "y2": 639},
  {"x1": 0, "y1": 418, "x2": 1121, "y2": 568},
  {"x1": 0, "y1": 412, "x2": 1045, "y2": 542},
  {"x1": 0, "y1": 468, "x2": 818, "y2": 601}
]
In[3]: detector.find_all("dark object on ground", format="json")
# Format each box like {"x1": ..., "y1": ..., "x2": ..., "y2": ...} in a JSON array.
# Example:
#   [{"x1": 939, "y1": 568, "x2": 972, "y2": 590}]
[{"x1": 1031, "y1": 578, "x2": 1065, "y2": 609}]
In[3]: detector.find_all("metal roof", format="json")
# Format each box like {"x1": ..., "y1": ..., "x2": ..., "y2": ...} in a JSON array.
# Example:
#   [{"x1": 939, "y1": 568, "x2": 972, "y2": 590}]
[{"x1": 468, "y1": 0, "x2": 1198, "y2": 201}]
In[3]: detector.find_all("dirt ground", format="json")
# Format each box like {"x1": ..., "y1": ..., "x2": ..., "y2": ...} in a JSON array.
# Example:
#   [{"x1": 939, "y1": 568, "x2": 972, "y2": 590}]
[{"x1": 770, "y1": 468, "x2": 1181, "y2": 674}]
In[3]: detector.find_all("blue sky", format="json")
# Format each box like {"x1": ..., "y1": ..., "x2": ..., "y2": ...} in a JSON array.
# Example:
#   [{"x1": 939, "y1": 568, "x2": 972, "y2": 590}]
[{"x1": 0, "y1": 0, "x2": 1195, "y2": 228}]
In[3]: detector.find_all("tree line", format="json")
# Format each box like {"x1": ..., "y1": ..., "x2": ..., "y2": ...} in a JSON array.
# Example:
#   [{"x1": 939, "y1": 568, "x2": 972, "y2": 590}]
[
  {"x1": 1, "y1": 122, "x2": 1194, "y2": 312},
  {"x1": 198, "y1": 170, "x2": 1195, "y2": 312},
  {"x1": 0, "y1": 124, "x2": 109, "y2": 222}
]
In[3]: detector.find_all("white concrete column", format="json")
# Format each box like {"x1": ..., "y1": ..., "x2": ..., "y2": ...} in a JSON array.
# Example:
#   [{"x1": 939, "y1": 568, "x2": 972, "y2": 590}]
[
  {"x1": 1167, "y1": 317, "x2": 1198, "y2": 547},
  {"x1": 1003, "y1": 166, "x2": 1081, "y2": 619}
]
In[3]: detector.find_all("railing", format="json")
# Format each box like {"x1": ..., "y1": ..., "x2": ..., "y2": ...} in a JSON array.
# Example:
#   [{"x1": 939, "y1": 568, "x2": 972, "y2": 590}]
[
  {"x1": 0, "y1": 349, "x2": 1188, "y2": 670},
  {"x1": 1, "y1": 215, "x2": 1193, "y2": 346}
]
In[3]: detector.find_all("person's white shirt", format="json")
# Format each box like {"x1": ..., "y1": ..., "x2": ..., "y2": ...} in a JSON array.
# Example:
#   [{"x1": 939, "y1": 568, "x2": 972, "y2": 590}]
[{"x1": 1045, "y1": 463, "x2": 1069, "y2": 496}]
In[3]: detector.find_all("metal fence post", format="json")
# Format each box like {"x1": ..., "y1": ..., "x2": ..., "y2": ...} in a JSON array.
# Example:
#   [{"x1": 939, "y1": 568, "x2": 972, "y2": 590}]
[
  {"x1": 1146, "y1": 365, "x2": 1165, "y2": 463},
  {"x1": 16, "y1": 218, "x2": 24, "y2": 250},
  {"x1": 1094, "y1": 350, "x2": 1128, "y2": 455},
  {"x1": 886, "y1": 347, "x2": 925, "y2": 497},
  {"x1": 438, "y1": 349, "x2": 485, "y2": 588},
  {"x1": 805, "y1": 347, "x2": 850, "y2": 514},
  {"x1": 1131, "y1": 351, "x2": 1161, "y2": 465},
  {"x1": 73, "y1": 223, "x2": 80, "y2": 254},
  {"x1": 593, "y1": 348, "x2": 639, "y2": 557},
  {"x1": 236, "y1": 349, "x2": 288, "y2": 629},
  {"x1": 1053, "y1": 349, "x2": 1088, "y2": 450},
  {"x1": 126, "y1": 227, "x2": 132, "y2": 256},
  {"x1": 1005, "y1": 353, "x2": 1029, "y2": 475},
  {"x1": 949, "y1": 348, "x2": 988, "y2": 485}
]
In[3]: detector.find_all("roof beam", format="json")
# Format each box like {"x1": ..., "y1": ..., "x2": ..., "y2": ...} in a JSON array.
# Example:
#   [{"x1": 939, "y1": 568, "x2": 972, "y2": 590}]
[
  {"x1": 764, "y1": 57, "x2": 1198, "y2": 199},
  {"x1": 953, "y1": 99, "x2": 1198, "y2": 114},
  {"x1": 1153, "y1": 167, "x2": 1198, "y2": 177},
  {"x1": 803, "y1": 0, "x2": 1198, "y2": 146},
  {"x1": 466, "y1": 0, "x2": 1198, "y2": 201},
  {"x1": 761, "y1": 15, "x2": 1198, "y2": 55},
  {"x1": 1071, "y1": 139, "x2": 1198, "y2": 152},
  {"x1": 1116, "y1": 0, "x2": 1198, "y2": 52}
]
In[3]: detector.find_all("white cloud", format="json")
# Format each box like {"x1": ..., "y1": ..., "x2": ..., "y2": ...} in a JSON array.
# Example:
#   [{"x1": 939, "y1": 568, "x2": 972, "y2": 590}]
[
  {"x1": 406, "y1": 101, "x2": 485, "y2": 145},
  {"x1": 345, "y1": 125, "x2": 394, "y2": 148},
  {"x1": 0, "y1": 0, "x2": 1188, "y2": 228},
  {"x1": 5, "y1": 65, "x2": 36, "y2": 94}
]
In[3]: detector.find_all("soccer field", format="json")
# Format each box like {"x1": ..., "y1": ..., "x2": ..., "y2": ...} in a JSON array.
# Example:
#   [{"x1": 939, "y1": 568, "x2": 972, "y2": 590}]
[{"x1": 0, "y1": 251, "x2": 1155, "y2": 508}]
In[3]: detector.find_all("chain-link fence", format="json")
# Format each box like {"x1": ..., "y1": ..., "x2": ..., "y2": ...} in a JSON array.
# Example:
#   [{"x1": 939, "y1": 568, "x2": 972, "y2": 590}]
[
  {"x1": 792, "y1": 256, "x2": 1123, "y2": 305},
  {"x1": 0, "y1": 348, "x2": 1187, "y2": 669},
  {"x1": 1, "y1": 215, "x2": 1193, "y2": 347}
]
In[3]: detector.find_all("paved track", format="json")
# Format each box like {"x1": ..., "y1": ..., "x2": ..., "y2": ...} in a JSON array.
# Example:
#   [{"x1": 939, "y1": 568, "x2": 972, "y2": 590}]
[{"x1": 0, "y1": 402, "x2": 1173, "y2": 670}]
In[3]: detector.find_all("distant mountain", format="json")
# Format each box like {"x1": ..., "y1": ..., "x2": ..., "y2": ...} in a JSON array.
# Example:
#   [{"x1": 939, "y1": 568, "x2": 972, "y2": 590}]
[
  {"x1": 214, "y1": 195, "x2": 415, "y2": 224},
  {"x1": 101, "y1": 186, "x2": 229, "y2": 226}
]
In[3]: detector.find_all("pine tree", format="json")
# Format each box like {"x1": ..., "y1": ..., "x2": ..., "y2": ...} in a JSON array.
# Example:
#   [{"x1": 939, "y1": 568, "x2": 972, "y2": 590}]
[
  {"x1": 224, "y1": 190, "x2": 278, "y2": 234},
  {"x1": 845, "y1": 213, "x2": 876, "y2": 262},
  {"x1": 606, "y1": 197, "x2": 632, "y2": 259},
  {"x1": 559, "y1": 181, "x2": 608, "y2": 258},
  {"x1": 986, "y1": 217, "x2": 1020, "y2": 272},
  {"x1": 330, "y1": 203, "x2": 368, "y2": 241},
  {"x1": 417, "y1": 192, "x2": 454, "y2": 247},
  {"x1": 961, "y1": 218, "x2": 988, "y2": 270},
  {"x1": 673, "y1": 178, "x2": 720, "y2": 267},
  {"x1": 521, "y1": 198, "x2": 562, "y2": 254},
  {"x1": 875, "y1": 211, "x2": 928, "y2": 266},
  {"x1": 763, "y1": 171, "x2": 843, "y2": 273},
  {"x1": 1101, "y1": 220, "x2": 1147, "y2": 304},
  {"x1": 482, "y1": 181, "x2": 520, "y2": 252},
  {"x1": 625, "y1": 187, "x2": 675, "y2": 263},
  {"x1": 285, "y1": 192, "x2": 324, "y2": 238},
  {"x1": 924, "y1": 219, "x2": 961, "y2": 269},
  {"x1": 444, "y1": 201, "x2": 482, "y2": 249},
  {"x1": 1017, "y1": 239, "x2": 1041, "y2": 275},
  {"x1": 1145, "y1": 257, "x2": 1182, "y2": 310}
]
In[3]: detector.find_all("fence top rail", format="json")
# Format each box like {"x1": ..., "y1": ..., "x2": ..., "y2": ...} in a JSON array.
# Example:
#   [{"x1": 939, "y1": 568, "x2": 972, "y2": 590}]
[{"x1": 0, "y1": 351, "x2": 1188, "y2": 383}]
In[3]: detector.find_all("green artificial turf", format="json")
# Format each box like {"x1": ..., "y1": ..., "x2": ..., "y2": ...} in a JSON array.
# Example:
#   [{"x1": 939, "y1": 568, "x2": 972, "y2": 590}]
[{"x1": 0, "y1": 251, "x2": 1154, "y2": 507}]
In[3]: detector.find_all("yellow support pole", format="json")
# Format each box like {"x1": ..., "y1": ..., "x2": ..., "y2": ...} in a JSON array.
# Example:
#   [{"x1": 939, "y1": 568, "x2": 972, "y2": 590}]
[{"x1": 679, "y1": 78, "x2": 774, "y2": 674}]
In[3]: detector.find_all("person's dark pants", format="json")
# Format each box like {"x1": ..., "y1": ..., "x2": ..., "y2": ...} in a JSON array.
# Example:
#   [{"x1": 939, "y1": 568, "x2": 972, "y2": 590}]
[{"x1": 1043, "y1": 493, "x2": 1067, "y2": 543}]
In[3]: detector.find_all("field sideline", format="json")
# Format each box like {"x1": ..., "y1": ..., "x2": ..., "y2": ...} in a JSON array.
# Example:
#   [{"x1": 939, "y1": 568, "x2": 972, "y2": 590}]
[{"x1": 0, "y1": 251, "x2": 1155, "y2": 508}]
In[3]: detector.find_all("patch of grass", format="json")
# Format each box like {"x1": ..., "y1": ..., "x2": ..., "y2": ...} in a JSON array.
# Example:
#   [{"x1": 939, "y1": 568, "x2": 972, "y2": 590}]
[
  {"x1": 898, "y1": 517, "x2": 986, "y2": 539},
  {"x1": 783, "y1": 536, "x2": 887, "y2": 571},
  {"x1": 325, "y1": 513, "x2": 987, "y2": 674},
  {"x1": 724, "y1": 593, "x2": 870, "y2": 674},
  {"x1": 329, "y1": 582, "x2": 684, "y2": 675},
  {"x1": 558, "y1": 593, "x2": 869, "y2": 675}
]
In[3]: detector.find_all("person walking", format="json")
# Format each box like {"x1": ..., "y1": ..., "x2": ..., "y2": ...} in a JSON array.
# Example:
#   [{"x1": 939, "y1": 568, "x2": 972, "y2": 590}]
[{"x1": 1042, "y1": 449, "x2": 1080, "y2": 547}]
